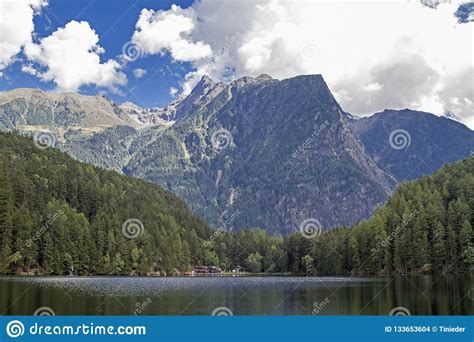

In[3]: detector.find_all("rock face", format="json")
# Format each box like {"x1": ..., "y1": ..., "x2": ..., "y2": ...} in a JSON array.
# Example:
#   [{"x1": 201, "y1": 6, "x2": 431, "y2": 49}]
[
  {"x1": 1, "y1": 76, "x2": 472, "y2": 234},
  {"x1": 350, "y1": 109, "x2": 474, "y2": 181},
  {"x1": 124, "y1": 74, "x2": 396, "y2": 233},
  {"x1": 0, "y1": 88, "x2": 142, "y2": 134}
]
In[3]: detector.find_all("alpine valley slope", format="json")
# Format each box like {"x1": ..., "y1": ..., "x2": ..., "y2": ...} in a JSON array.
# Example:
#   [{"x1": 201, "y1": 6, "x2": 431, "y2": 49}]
[{"x1": 1, "y1": 74, "x2": 472, "y2": 234}]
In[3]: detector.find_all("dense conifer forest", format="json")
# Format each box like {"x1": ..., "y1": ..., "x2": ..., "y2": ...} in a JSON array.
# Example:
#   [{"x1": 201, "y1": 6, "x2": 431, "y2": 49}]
[{"x1": 0, "y1": 132, "x2": 472, "y2": 275}]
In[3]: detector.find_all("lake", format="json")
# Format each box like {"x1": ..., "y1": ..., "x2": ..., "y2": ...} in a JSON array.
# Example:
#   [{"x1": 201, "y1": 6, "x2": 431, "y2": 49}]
[{"x1": 0, "y1": 275, "x2": 472, "y2": 316}]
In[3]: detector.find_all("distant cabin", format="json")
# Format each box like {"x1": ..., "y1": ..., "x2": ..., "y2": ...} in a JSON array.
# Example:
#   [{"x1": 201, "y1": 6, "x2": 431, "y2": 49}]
[{"x1": 192, "y1": 266, "x2": 222, "y2": 276}]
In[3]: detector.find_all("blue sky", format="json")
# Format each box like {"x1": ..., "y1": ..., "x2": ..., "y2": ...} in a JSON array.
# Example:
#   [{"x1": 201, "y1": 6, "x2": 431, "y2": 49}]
[
  {"x1": 0, "y1": 0, "x2": 472, "y2": 129},
  {"x1": 0, "y1": 0, "x2": 195, "y2": 107}
]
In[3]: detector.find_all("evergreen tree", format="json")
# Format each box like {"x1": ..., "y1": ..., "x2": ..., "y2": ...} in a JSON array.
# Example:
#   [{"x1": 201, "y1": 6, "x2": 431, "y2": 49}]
[{"x1": 0, "y1": 132, "x2": 472, "y2": 276}]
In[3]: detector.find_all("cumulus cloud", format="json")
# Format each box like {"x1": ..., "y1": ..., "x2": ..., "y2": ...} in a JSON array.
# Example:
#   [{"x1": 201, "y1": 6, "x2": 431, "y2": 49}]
[
  {"x1": 437, "y1": 67, "x2": 474, "y2": 129},
  {"x1": 24, "y1": 20, "x2": 126, "y2": 92},
  {"x1": 138, "y1": 0, "x2": 473, "y2": 129},
  {"x1": 0, "y1": 0, "x2": 47, "y2": 71},
  {"x1": 131, "y1": 5, "x2": 212, "y2": 62},
  {"x1": 133, "y1": 68, "x2": 147, "y2": 78},
  {"x1": 333, "y1": 53, "x2": 442, "y2": 115}
]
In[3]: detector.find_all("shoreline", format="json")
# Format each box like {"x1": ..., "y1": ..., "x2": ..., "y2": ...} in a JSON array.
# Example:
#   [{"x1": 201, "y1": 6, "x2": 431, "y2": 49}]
[{"x1": 1, "y1": 272, "x2": 470, "y2": 278}]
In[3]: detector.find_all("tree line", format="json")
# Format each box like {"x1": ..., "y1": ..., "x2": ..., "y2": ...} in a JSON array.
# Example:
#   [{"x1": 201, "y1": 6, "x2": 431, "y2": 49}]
[{"x1": 0, "y1": 132, "x2": 472, "y2": 275}]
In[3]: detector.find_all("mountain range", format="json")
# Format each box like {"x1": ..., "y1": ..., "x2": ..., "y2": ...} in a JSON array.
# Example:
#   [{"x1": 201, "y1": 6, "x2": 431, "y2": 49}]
[
  {"x1": 1, "y1": 74, "x2": 472, "y2": 234},
  {"x1": 350, "y1": 109, "x2": 474, "y2": 181}
]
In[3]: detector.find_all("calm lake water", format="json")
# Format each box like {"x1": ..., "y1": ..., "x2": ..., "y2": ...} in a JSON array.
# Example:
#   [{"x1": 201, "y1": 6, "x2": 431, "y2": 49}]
[{"x1": 0, "y1": 275, "x2": 472, "y2": 316}]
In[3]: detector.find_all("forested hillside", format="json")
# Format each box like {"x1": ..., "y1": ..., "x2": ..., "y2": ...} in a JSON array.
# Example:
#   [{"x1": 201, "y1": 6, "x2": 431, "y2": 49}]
[
  {"x1": 0, "y1": 132, "x2": 281, "y2": 275},
  {"x1": 284, "y1": 156, "x2": 474, "y2": 275},
  {"x1": 0, "y1": 132, "x2": 472, "y2": 275}
]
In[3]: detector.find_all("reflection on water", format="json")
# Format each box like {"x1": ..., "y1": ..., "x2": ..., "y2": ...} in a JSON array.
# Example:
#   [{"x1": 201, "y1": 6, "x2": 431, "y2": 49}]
[{"x1": 0, "y1": 275, "x2": 472, "y2": 315}]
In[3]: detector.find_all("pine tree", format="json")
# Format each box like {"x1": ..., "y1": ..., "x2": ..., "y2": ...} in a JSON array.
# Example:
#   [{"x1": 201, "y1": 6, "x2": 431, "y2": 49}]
[
  {"x1": 432, "y1": 222, "x2": 446, "y2": 271},
  {"x1": 460, "y1": 220, "x2": 473, "y2": 269}
]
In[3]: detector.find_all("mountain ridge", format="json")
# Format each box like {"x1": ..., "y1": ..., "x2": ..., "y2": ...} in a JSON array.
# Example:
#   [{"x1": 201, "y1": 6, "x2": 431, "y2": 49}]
[
  {"x1": 0, "y1": 74, "x2": 472, "y2": 234},
  {"x1": 123, "y1": 73, "x2": 397, "y2": 233},
  {"x1": 350, "y1": 108, "x2": 474, "y2": 181}
]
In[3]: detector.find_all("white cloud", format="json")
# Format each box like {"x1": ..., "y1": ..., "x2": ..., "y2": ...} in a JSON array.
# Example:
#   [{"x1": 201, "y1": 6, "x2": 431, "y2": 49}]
[
  {"x1": 333, "y1": 52, "x2": 442, "y2": 115},
  {"x1": 140, "y1": 0, "x2": 473, "y2": 129},
  {"x1": 133, "y1": 68, "x2": 147, "y2": 78},
  {"x1": 169, "y1": 86, "x2": 178, "y2": 95},
  {"x1": 21, "y1": 63, "x2": 40, "y2": 76},
  {"x1": 0, "y1": 0, "x2": 47, "y2": 71},
  {"x1": 24, "y1": 20, "x2": 127, "y2": 92},
  {"x1": 420, "y1": 0, "x2": 451, "y2": 9},
  {"x1": 131, "y1": 5, "x2": 212, "y2": 62},
  {"x1": 437, "y1": 66, "x2": 474, "y2": 127}
]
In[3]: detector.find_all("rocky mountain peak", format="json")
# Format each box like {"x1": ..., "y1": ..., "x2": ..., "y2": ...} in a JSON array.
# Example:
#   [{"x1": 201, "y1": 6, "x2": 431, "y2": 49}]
[
  {"x1": 119, "y1": 101, "x2": 142, "y2": 113},
  {"x1": 256, "y1": 74, "x2": 273, "y2": 81},
  {"x1": 198, "y1": 75, "x2": 215, "y2": 86},
  {"x1": 232, "y1": 75, "x2": 275, "y2": 88}
]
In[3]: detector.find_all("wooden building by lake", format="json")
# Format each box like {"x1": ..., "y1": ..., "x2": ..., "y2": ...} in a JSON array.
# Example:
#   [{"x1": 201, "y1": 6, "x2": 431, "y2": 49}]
[{"x1": 192, "y1": 266, "x2": 222, "y2": 276}]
